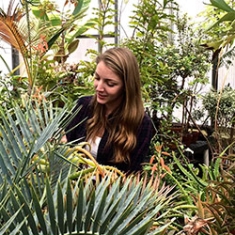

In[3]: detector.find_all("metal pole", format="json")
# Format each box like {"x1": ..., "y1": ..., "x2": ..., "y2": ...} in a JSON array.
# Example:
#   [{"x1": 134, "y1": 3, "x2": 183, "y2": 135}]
[{"x1": 114, "y1": 0, "x2": 119, "y2": 45}]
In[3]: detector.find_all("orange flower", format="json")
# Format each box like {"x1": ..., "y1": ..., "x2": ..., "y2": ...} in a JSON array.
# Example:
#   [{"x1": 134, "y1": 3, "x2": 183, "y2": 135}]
[
  {"x1": 32, "y1": 34, "x2": 48, "y2": 55},
  {"x1": 149, "y1": 155, "x2": 156, "y2": 164},
  {"x1": 31, "y1": 86, "x2": 46, "y2": 103},
  {"x1": 151, "y1": 163, "x2": 158, "y2": 173},
  {"x1": 160, "y1": 157, "x2": 171, "y2": 173}
]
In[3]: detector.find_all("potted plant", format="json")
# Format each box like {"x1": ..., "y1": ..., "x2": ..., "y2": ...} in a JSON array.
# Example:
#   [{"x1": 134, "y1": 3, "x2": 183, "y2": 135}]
[{"x1": 202, "y1": 84, "x2": 235, "y2": 154}]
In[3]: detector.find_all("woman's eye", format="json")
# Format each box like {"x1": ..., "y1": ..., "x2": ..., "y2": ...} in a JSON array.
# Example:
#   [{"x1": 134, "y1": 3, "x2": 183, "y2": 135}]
[{"x1": 107, "y1": 82, "x2": 116, "y2": 87}]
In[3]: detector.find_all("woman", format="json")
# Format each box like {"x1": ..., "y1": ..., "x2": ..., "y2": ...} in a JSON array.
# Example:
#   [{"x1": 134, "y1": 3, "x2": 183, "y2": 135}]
[{"x1": 65, "y1": 47, "x2": 156, "y2": 172}]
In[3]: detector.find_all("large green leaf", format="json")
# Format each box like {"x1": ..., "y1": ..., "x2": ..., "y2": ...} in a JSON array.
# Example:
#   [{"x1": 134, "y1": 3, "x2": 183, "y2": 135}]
[
  {"x1": 206, "y1": 11, "x2": 235, "y2": 31},
  {"x1": 210, "y1": 0, "x2": 235, "y2": 12}
]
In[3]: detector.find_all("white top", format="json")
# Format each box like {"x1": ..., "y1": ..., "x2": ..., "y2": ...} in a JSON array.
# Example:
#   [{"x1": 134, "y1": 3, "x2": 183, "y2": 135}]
[{"x1": 86, "y1": 137, "x2": 101, "y2": 159}]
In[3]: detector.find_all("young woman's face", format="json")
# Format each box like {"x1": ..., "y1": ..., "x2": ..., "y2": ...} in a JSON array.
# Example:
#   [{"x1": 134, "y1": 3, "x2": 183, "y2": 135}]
[{"x1": 94, "y1": 61, "x2": 124, "y2": 111}]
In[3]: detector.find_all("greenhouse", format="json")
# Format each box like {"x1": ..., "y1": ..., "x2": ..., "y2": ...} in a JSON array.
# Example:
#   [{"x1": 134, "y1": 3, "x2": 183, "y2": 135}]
[{"x1": 0, "y1": 0, "x2": 234, "y2": 234}]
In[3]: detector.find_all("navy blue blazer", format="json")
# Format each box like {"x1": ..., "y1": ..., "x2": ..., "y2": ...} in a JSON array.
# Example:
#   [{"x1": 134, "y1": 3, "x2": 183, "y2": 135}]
[{"x1": 66, "y1": 96, "x2": 156, "y2": 172}]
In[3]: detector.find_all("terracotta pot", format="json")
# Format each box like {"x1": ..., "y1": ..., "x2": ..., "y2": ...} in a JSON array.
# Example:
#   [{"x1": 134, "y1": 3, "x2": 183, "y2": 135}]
[
  {"x1": 191, "y1": 130, "x2": 199, "y2": 143},
  {"x1": 182, "y1": 132, "x2": 193, "y2": 147}
]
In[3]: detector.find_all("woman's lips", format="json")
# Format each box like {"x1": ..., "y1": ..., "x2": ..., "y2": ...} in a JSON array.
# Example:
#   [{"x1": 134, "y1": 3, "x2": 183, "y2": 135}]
[{"x1": 97, "y1": 93, "x2": 107, "y2": 99}]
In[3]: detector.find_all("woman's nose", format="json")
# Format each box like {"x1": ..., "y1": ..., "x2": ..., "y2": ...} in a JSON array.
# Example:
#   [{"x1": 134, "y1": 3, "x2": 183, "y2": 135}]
[{"x1": 95, "y1": 80, "x2": 104, "y2": 91}]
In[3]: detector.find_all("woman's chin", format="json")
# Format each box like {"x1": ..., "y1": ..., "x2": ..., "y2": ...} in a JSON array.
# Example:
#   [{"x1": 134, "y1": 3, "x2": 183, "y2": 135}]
[{"x1": 97, "y1": 97, "x2": 107, "y2": 104}]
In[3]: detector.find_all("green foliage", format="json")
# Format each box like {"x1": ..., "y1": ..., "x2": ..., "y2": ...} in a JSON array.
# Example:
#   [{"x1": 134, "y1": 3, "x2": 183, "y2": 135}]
[
  {"x1": 0, "y1": 98, "x2": 176, "y2": 234},
  {"x1": 29, "y1": 0, "x2": 93, "y2": 59},
  {"x1": 129, "y1": 0, "x2": 176, "y2": 40},
  {"x1": 203, "y1": 84, "x2": 235, "y2": 127},
  {"x1": 1, "y1": 0, "x2": 235, "y2": 233},
  {"x1": 144, "y1": 142, "x2": 235, "y2": 234},
  {"x1": 121, "y1": 0, "x2": 177, "y2": 103},
  {"x1": 89, "y1": 0, "x2": 117, "y2": 53},
  {"x1": 0, "y1": 172, "x2": 176, "y2": 235},
  {"x1": 201, "y1": 0, "x2": 235, "y2": 64},
  {"x1": 0, "y1": 0, "x2": 95, "y2": 104},
  {"x1": 0, "y1": 99, "x2": 73, "y2": 185},
  {"x1": 199, "y1": 85, "x2": 235, "y2": 154},
  {"x1": 196, "y1": 154, "x2": 235, "y2": 234},
  {"x1": 121, "y1": 2, "x2": 211, "y2": 134}
]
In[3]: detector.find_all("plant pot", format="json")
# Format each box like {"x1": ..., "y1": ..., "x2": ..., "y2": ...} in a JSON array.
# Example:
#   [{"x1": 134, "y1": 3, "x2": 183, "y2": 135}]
[
  {"x1": 182, "y1": 132, "x2": 193, "y2": 147},
  {"x1": 191, "y1": 130, "x2": 199, "y2": 143}
]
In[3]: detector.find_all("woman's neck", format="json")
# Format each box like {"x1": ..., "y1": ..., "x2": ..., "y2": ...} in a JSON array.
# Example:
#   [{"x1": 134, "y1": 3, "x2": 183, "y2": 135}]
[{"x1": 105, "y1": 99, "x2": 123, "y2": 117}]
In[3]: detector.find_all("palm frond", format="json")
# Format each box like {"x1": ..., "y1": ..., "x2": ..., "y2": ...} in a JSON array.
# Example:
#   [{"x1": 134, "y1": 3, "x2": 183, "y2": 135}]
[
  {"x1": 0, "y1": 98, "x2": 74, "y2": 186},
  {"x1": 0, "y1": 1, "x2": 27, "y2": 54},
  {"x1": 0, "y1": 0, "x2": 33, "y2": 85},
  {"x1": 0, "y1": 171, "x2": 176, "y2": 235}
]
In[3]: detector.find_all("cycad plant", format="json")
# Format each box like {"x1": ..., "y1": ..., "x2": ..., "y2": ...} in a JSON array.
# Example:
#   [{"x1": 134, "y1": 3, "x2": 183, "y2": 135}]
[
  {"x1": 0, "y1": 96, "x2": 177, "y2": 234},
  {"x1": 0, "y1": 172, "x2": 176, "y2": 235}
]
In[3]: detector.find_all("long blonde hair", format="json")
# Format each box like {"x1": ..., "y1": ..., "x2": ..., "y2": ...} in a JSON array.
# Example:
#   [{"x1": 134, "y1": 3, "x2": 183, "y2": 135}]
[{"x1": 86, "y1": 47, "x2": 144, "y2": 164}]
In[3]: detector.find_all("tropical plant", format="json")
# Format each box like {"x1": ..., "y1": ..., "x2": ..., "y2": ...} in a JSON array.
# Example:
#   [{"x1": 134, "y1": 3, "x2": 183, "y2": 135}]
[
  {"x1": 0, "y1": 94, "x2": 177, "y2": 234},
  {"x1": 200, "y1": 84, "x2": 235, "y2": 155},
  {"x1": 202, "y1": 0, "x2": 235, "y2": 51},
  {"x1": 89, "y1": 0, "x2": 117, "y2": 53},
  {"x1": 200, "y1": 0, "x2": 235, "y2": 90},
  {"x1": 143, "y1": 141, "x2": 235, "y2": 234},
  {"x1": 154, "y1": 13, "x2": 211, "y2": 124},
  {"x1": 0, "y1": 172, "x2": 176, "y2": 235},
  {"x1": 0, "y1": 0, "x2": 94, "y2": 104},
  {"x1": 120, "y1": 1, "x2": 211, "y2": 144},
  {"x1": 185, "y1": 150, "x2": 235, "y2": 235},
  {"x1": 120, "y1": 0, "x2": 178, "y2": 103}
]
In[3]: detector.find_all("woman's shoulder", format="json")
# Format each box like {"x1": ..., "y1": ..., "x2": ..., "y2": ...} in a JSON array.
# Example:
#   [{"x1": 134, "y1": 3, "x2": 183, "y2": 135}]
[
  {"x1": 73, "y1": 95, "x2": 93, "y2": 117},
  {"x1": 140, "y1": 113, "x2": 157, "y2": 137},
  {"x1": 142, "y1": 112, "x2": 153, "y2": 124},
  {"x1": 77, "y1": 95, "x2": 93, "y2": 105}
]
